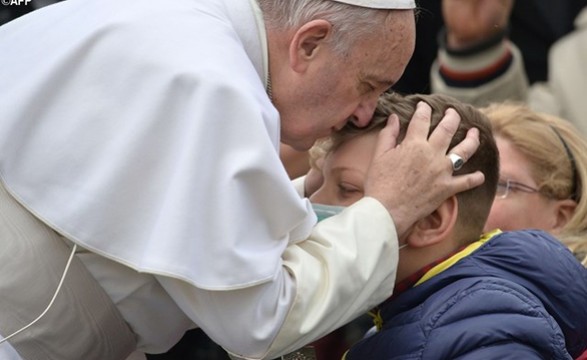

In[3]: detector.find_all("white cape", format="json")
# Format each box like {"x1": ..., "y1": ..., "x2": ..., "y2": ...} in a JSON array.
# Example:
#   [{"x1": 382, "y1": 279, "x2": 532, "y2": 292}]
[{"x1": 0, "y1": 0, "x2": 316, "y2": 290}]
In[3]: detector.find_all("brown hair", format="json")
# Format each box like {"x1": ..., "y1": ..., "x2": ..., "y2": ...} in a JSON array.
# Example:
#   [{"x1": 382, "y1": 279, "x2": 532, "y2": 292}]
[{"x1": 312, "y1": 92, "x2": 499, "y2": 245}]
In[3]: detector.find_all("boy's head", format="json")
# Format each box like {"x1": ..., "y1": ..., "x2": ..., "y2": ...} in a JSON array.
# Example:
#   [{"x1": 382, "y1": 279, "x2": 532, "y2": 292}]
[{"x1": 309, "y1": 92, "x2": 499, "y2": 281}]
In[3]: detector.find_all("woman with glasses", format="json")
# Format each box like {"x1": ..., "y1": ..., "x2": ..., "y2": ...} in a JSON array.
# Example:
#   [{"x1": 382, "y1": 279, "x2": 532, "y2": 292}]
[{"x1": 481, "y1": 102, "x2": 587, "y2": 266}]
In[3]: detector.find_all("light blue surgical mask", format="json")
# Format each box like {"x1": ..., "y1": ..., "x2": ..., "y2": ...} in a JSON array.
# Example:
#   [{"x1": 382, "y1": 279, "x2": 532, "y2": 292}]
[
  {"x1": 313, "y1": 203, "x2": 409, "y2": 251},
  {"x1": 312, "y1": 203, "x2": 347, "y2": 222}
]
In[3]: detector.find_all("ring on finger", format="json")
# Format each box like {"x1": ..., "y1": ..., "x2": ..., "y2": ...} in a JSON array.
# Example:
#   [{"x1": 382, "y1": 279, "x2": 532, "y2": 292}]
[{"x1": 448, "y1": 153, "x2": 465, "y2": 172}]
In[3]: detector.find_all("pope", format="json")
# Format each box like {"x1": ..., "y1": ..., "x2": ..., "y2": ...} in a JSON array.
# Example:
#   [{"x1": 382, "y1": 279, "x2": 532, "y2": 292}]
[{"x1": 0, "y1": 0, "x2": 482, "y2": 359}]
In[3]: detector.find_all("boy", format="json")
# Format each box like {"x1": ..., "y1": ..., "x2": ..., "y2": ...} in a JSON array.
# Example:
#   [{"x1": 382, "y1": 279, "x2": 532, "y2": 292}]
[{"x1": 309, "y1": 92, "x2": 587, "y2": 359}]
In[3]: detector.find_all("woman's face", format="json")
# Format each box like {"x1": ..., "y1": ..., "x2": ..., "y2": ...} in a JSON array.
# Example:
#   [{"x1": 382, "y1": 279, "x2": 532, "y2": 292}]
[{"x1": 484, "y1": 136, "x2": 562, "y2": 233}]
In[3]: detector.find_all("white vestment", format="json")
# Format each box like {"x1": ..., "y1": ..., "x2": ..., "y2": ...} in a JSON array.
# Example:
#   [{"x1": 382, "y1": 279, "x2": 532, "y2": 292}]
[{"x1": 0, "y1": 0, "x2": 404, "y2": 358}]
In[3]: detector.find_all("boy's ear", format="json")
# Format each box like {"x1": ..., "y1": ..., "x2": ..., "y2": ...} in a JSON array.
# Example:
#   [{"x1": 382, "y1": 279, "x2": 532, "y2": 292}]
[
  {"x1": 406, "y1": 196, "x2": 459, "y2": 248},
  {"x1": 289, "y1": 19, "x2": 332, "y2": 73}
]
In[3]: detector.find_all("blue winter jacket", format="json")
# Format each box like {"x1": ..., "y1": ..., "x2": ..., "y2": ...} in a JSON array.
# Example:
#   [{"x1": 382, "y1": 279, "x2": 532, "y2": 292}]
[{"x1": 345, "y1": 230, "x2": 587, "y2": 360}]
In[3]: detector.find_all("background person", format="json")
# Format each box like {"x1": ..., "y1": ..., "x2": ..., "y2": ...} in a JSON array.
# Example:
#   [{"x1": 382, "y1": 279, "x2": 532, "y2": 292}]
[
  {"x1": 481, "y1": 103, "x2": 587, "y2": 360},
  {"x1": 431, "y1": 0, "x2": 587, "y2": 134},
  {"x1": 480, "y1": 102, "x2": 587, "y2": 266},
  {"x1": 391, "y1": 0, "x2": 585, "y2": 95}
]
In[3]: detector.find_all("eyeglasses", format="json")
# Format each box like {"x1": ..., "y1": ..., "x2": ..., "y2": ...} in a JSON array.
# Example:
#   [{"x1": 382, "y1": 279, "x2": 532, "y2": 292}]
[{"x1": 495, "y1": 179, "x2": 541, "y2": 199}]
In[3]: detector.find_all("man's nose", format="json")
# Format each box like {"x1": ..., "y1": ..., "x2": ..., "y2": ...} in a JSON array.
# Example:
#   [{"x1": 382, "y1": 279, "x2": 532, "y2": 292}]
[{"x1": 349, "y1": 97, "x2": 378, "y2": 128}]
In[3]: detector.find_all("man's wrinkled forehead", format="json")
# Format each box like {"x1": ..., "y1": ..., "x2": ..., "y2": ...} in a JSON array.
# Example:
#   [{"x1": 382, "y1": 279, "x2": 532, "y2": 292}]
[{"x1": 329, "y1": 0, "x2": 415, "y2": 9}]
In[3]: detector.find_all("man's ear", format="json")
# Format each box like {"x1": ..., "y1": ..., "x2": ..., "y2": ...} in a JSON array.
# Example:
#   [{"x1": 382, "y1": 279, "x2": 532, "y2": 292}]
[
  {"x1": 289, "y1": 19, "x2": 332, "y2": 73},
  {"x1": 551, "y1": 199, "x2": 577, "y2": 233},
  {"x1": 406, "y1": 196, "x2": 459, "y2": 248}
]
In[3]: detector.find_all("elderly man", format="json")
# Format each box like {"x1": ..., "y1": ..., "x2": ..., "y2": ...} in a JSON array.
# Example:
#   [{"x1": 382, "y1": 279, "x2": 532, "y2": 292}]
[{"x1": 0, "y1": 0, "x2": 482, "y2": 359}]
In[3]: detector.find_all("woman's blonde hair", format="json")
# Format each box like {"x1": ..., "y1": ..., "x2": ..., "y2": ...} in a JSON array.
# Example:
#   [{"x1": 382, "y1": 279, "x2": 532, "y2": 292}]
[{"x1": 481, "y1": 102, "x2": 587, "y2": 266}]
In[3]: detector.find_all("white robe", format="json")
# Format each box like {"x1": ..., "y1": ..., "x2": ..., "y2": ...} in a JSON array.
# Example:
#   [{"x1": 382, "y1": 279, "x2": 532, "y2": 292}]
[{"x1": 0, "y1": 0, "x2": 402, "y2": 358}]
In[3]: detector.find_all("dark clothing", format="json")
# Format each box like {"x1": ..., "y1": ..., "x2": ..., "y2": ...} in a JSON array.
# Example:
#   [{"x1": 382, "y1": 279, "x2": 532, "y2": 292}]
[
  {"x1": 392, "y1": 0, "x2": 585, "y2": 95},
  {"x1": 346, "y1": 230, "x2": 587, "y2": 360}
]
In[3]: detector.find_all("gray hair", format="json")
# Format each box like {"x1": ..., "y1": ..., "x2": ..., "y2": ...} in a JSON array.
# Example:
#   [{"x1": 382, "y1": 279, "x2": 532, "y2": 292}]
[{"x1": 256, "y1": 0, "x2": 391, "y2": 55}]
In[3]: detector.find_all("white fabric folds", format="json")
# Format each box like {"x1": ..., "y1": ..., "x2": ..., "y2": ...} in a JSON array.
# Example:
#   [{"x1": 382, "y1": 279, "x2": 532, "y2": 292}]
[{"x1": 0, "y1": 0, "x2": 316, "y2": 290}]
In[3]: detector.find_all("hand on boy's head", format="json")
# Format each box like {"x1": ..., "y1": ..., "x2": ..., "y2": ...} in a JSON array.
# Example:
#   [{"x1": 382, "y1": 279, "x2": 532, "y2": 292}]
[{"x1": 364, "y1": 102, "x2": 484, "y2": 237}]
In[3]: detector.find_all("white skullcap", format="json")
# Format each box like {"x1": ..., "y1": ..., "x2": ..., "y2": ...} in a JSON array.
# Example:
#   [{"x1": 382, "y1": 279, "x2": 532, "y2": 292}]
[{"x1": 330, "y1": 0, "x2": 415, "y2": 9}]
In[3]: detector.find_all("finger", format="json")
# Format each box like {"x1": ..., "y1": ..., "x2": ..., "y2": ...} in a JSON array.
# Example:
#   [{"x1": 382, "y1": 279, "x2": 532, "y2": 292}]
[
  {"x1": 450, "y1": 170, "x2": 486, "y2": 194},
  {"x1": 428, "y1": 107, "x2": 461, "y2": 151},
  {"x1": 445, "y1": 127, "x2": 480, "y2": 169},
  {"x1": 374, "y1": 113, "x2": 400, "y2": 155},
  {"x1": 448, "y1": 153, "x2": 465, "y2": 172},
  {"x1": 403, "y1": 101, "x2": 432, "y2": 142}
]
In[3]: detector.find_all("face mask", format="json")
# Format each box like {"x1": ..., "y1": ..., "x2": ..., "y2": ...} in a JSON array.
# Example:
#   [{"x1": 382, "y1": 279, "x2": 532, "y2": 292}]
[
  {"x1": 313, "y1": 203, "x2": 409, "y2": 251},
  {"x1": 312, "y1": 203, "x2": 347, "y2": 222}
]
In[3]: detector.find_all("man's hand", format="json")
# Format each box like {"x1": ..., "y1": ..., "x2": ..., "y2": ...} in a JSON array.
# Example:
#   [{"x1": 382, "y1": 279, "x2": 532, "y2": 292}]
[{"x1": 364, "y1": 101, "x2": 483, "y2": 237}]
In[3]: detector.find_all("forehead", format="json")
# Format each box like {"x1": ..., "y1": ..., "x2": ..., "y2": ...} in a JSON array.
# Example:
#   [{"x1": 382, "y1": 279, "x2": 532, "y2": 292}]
[
  {"x1": 355, "y1": 10, "x2": 416, "y2": 85},
  {"x1": 496, "y1": 136, "x2": 534, "y2": 178},
  {"x1": 326, "y1": 133, "x2": 378, "y2": 170}
]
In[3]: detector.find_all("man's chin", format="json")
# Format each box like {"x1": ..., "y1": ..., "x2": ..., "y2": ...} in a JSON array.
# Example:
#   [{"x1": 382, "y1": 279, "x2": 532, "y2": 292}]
[{"x1": 281, "y1": 137, "x2": 317, "y2": 152}]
